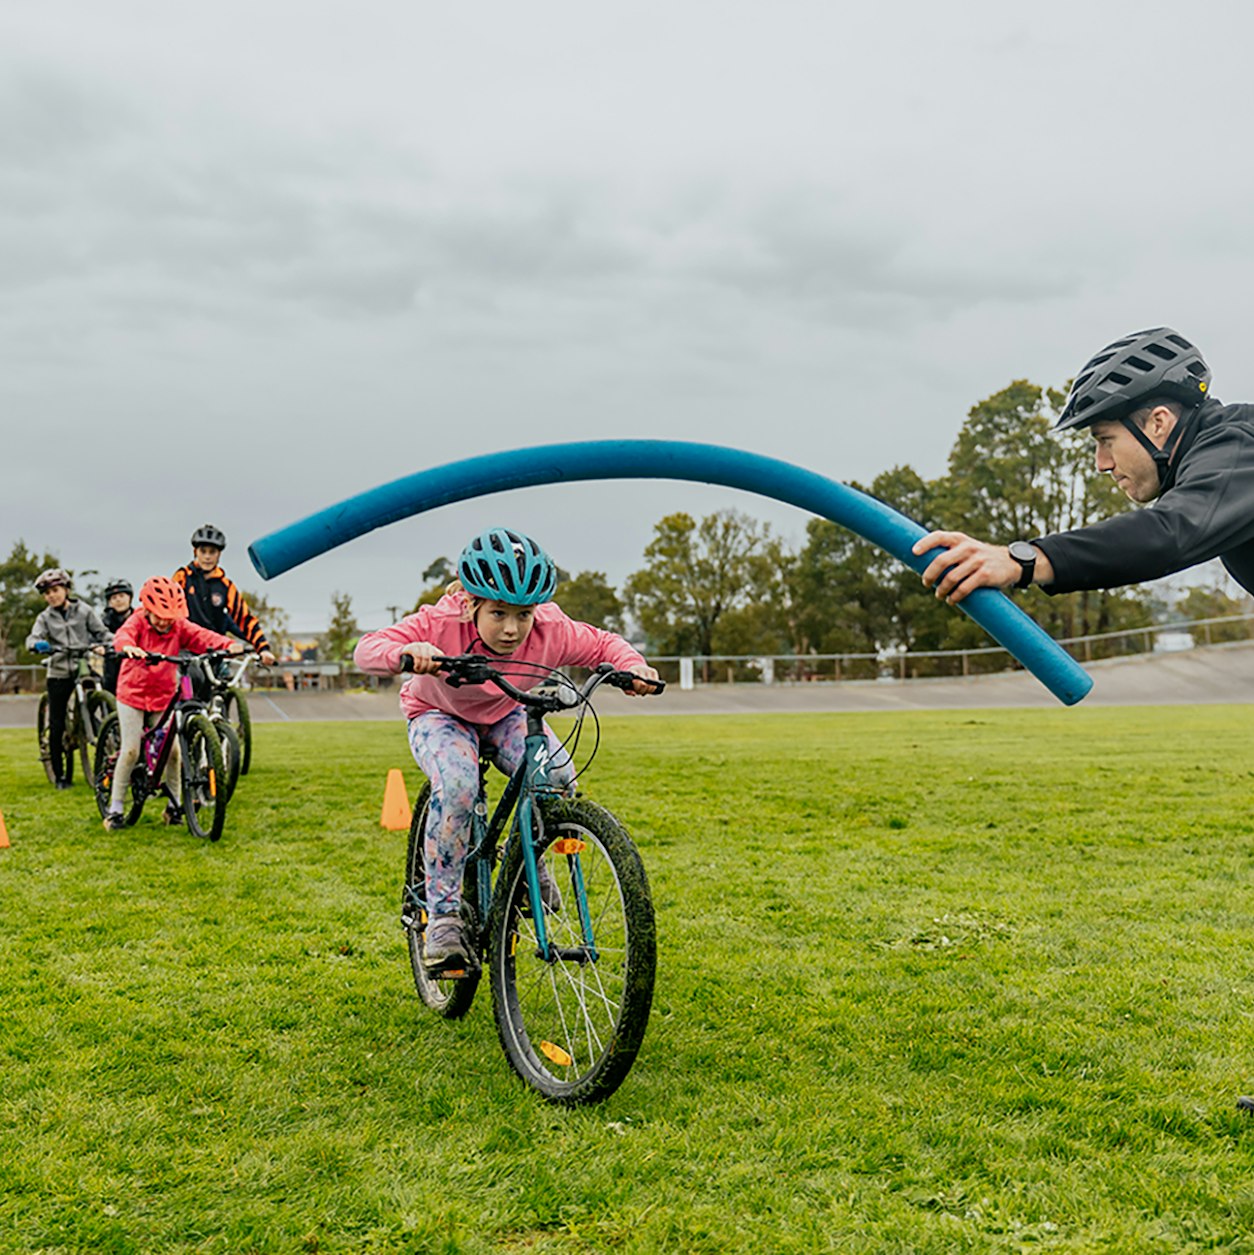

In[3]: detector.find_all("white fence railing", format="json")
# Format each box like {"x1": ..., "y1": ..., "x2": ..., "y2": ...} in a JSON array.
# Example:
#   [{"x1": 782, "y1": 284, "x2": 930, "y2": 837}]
[{"x1": 4, "y1": 613, "x2": 1253, "y2": 695}]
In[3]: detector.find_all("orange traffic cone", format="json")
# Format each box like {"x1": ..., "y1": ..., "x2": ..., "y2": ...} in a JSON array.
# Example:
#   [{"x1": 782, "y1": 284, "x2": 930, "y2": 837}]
[
  {"x1": 0, "y1": 810, "x2": 10, "y2": 849},
  {"x1": 381, "y1": 769, "x2": 411, "y2": 831}
]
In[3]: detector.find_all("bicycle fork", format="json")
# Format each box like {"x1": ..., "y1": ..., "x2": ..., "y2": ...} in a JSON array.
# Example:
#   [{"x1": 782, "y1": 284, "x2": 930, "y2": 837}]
[{"x1": 518, "y1": 728, "x2": 599, "y2": 965}]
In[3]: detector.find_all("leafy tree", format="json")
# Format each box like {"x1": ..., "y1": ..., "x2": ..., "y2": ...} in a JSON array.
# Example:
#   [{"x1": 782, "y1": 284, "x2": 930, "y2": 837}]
[
  {"x1": 623, "y1": 510, "x2": 787, "y2": 656},
  {"x1": 554, "y1": 571, "x2": 625, "y2": 633},
  {"x1": 937, "y1": 380, "x2": 1151, "y2": 648},
  {"x1": 0, "y1": 540, "x2": 62, "y2": 669},
  {"x1": 241, "y1": 589, "x2": 291, "y2": 656},
  {"x1": 324, "y1": 591, "x2": 360, "y2": 663},
  {"x1": 1176, "y1": 585, "x2": 1254, "y2": 644}
]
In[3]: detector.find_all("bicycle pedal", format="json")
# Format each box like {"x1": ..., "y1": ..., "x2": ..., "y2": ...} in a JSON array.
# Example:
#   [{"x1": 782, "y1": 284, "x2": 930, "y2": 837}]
[{"x1": 424, "y1": 957, "x2": 479, "y2": 980}]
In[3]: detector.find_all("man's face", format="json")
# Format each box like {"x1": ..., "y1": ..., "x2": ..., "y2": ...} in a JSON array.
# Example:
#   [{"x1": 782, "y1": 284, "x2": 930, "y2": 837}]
[
  {"x1": 475, "y1": 600, "x2": 537, "y2": 655},
  {"x1": 193, "y1": 545, "x2": 221, "y2": 571},
  {"x1": 1090, "y1": 418, "x2": 1162, "y2": 503}
]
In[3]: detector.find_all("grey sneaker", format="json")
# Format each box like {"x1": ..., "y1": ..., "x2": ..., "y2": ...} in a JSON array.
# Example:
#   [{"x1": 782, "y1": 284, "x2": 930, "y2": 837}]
[
  {"x1": 423, "y1": 914, "x2": 476, "y2": 976},
  {"x1": 102, "y1": 812, "x2": 125, "y2": 832}
]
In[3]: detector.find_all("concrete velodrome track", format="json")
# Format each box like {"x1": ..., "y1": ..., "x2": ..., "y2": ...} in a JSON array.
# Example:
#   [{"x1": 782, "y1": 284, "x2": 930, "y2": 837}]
[{"x1": 5, "y1": 641, "x2": 1254, "y2": 728}]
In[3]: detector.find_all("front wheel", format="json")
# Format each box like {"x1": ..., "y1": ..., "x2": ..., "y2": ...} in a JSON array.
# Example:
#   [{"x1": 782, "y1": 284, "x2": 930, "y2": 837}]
[
  {"x1": 181, "y1": 714, "x2": 227, "y2": 841},
  {"x1": 93, "y1": 714, "x2": 145, "y2": 826},
  {"x1": 213, "y1": 717, "x2": 243, "y2": 804},
  {"x1": 222, "y1": 688, "x2": 253, "y2": 776},
  {"x1": 78, "y1": 689, "x2": 117, "y2": 787},
  {"x1": 404, "y1": 784, "x2": 482, "y2": 1018},
  {"x1": 488, "y1": 797, "x2": 656, "y2": 1105}
]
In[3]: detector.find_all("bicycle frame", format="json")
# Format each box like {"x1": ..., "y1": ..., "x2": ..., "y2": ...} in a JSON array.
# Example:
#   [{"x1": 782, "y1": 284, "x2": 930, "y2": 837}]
[
  {"x1": 424, "y1": 663, "x2": 650, "y2": 967},
  {"x1": 457, "y1": 708, "x2": 577, "y2": 964},
  {"x1": 136, "y1": 670, "x2": 205, "y2": 788}
]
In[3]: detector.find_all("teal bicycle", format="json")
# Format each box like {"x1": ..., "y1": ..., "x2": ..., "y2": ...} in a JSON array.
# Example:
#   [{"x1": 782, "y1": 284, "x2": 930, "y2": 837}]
[{"x1": 401, "y1": 654, "x2": 664, "y2": 1105}]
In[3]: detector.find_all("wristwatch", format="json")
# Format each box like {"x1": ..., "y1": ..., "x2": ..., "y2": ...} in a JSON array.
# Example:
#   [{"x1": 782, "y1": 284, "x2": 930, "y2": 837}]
[{"x1": 1008, "y1": 541, "x2": 1037, "y2": 590}]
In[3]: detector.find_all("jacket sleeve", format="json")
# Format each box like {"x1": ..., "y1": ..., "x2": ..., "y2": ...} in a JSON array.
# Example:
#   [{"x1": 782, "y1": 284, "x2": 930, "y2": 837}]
[
  {"x1": 548, "y1": 608, "x2": 649, "y2": 673},
  {"x1": 354, "y1": 609, "x2": 438, "y2": 675},
  {"x1": 25, "y1": 609, "x2": 50, "y2": 651},
  {"x1": 177, "y1": 620, "x2": 238, "y2": 654},
  {"x1": 86, "y1": 606, "x2": 112, "y2": 646},
  {"x1": 1035, "y1": 420, "x2": 1254, "y2": 593},
  {"x1": 221, "y1": 577, "x2": 270, "y2": 652},
  {"x1": 112, "y1": 613, "x2": 141, "y2": 653}
]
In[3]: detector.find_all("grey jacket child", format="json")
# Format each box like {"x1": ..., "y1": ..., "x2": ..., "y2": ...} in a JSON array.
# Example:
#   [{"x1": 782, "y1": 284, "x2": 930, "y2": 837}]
[{"x1": 26, "y1": 599, "x2": 112, "y2": 679}]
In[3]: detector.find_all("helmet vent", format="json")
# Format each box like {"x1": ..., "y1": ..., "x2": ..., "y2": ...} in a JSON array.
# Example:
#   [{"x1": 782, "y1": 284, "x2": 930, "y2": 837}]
[
  {"x1": 1166, "y1": 334, "x2": 1194, "y2": 351},
  {"x1": 1124, "y1": 355, "x2": 1156, "y2": 373},
  {"x1": 1144, "y1": 343, "x2": 1178, "y2": 361}
]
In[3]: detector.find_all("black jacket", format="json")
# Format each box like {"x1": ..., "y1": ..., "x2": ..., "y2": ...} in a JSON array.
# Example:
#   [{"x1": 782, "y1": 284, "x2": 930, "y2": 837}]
[
  {"x1": 1035, "y1": 398, "x2": 1254, "y2": 595},
  {"x1": 172, "y1": 564, "x2": 270, "y2": 652}
]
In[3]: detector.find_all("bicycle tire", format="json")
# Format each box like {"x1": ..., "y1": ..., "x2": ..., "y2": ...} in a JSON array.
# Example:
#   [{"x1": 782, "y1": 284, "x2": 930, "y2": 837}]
[
  {"x1": 404, "y1": 784, "x2": 482, "y2": 1018},
  {"x1": 92, "y1": 713, "x2": 145, "y2": 826},
  {"x1": 37, "y1": 693, "x2": 57, "y2": 785},
  {"x1": 213, "y1": 717, "x2": 243, "y2": 803},
  {"x1": 223, "y1": 688, "x2": 253, "y2": 776},
  {"x1": 488, "y1": 796, "x2": 656, "y2": 1105},
  {"x1": 181, "y1": 714, "x2": 227, "y2": 841},
  {"x1": 78, "y1": 690, "x2": 116, "y2": 788}
]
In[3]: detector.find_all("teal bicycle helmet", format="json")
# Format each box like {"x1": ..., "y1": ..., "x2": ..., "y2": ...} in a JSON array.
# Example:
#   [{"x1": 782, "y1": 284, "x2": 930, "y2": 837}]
[{"x1": 457, "y1": 528, "x2": 557, "y2": 605}]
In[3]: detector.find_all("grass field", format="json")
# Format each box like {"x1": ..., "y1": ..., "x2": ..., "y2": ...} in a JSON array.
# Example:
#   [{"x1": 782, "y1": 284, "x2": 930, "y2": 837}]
[{"x1": 3, "y1": 706, "x2": 1254, "y2": 1253}]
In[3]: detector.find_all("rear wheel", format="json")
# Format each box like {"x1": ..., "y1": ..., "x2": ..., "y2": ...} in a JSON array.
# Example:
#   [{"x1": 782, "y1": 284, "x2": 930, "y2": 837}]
[
  {"x1": 405, "y1": 784, "x2": 482, "y2": 1019},
  {"x1": 181, "y1": 714, "x2": 227, "y2": 841},
  {"x1": 78, "y1": 689, "x2": 116, "y2": 787},
  {"x1": 223, "y1": 689, "x2": 253, "y2": 775},
  {"x1": 488, "y1": 797, "x2": 656, "y2": 1105},
  {"x1": 93, "y1": 714, "x2": 145, "y2": 825}
]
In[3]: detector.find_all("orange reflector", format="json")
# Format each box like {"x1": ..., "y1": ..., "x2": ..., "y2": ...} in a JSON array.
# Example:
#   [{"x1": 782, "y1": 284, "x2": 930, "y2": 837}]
[
  {"x1": 510, "y1": 934, "x2": 518, "y2": 957},
  {"x1": 540, "y1": 1040, "x2": 573, "y2": 1067},
  {"x1": 208, "y1": 770, "x2": 216, "y2": 798},
  {"x1": 551, "y1": 838, "x2": 586, "y2": 855}
]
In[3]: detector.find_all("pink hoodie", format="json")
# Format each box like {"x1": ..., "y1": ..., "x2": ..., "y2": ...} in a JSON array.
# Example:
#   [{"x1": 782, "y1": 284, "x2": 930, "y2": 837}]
[{"x1": 354, "y1": 594, "x2": 648, "y2": 725}]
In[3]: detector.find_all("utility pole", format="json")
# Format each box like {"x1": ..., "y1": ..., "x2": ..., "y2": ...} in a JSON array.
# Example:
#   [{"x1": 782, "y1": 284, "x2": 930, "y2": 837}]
[{"x1": 386, "y1": 605, "x2": 402, "y2": 624}]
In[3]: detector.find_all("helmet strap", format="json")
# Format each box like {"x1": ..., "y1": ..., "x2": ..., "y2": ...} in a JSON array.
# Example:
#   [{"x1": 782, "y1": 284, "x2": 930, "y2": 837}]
[{"x1": 1119, "y1": 409, "x2": 1190, "y2": 487}]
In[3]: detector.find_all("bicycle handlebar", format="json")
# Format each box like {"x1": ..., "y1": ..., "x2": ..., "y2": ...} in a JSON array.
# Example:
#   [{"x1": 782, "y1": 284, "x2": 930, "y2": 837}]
[
  {"x1": 398, "y1": 653, "x2": 664, "y2": 709},
  {"x1": 115, "y1": 647, "x2": 255, "y2": 668}
]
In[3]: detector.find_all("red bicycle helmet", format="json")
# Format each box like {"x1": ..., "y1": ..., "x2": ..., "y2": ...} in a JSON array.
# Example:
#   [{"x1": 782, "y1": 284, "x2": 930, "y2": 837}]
[{"x1": 139, "y1": 576, "x2": 189, "y2": 620}]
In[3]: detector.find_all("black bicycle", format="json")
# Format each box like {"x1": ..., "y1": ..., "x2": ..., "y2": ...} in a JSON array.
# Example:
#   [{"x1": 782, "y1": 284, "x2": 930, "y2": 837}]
[
  {"x1": 205, "y1": 653, "x2": 255, "y2": 778},
  {"x1": 93, "y1": 650, "x2": 232, "y2": 841},
  {"x1": 37, "y1": 647, "x2": 116, "y2": 788},
  {"x1": 402, "y1": 655, "x2": 664, "y2": 1105}
]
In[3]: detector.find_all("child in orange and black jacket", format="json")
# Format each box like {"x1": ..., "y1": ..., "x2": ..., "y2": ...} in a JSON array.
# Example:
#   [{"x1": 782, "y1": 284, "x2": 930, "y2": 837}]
[{"x1": 172, "y1": 524, "x2": 276, "y2": 667}]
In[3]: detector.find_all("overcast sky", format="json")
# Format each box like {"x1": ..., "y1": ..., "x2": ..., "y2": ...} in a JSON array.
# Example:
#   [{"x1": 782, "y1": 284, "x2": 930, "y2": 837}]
[{"x1": 4, "y1": 0, "x2": 1253, "y2": 631}]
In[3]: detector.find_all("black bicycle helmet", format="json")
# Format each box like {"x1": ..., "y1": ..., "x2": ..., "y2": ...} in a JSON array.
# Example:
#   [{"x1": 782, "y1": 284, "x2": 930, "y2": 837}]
[
  {"x1": 1056, "y1": 327, "x2": 1211, "y2": 431},
  {"x1": 103, "y1": 578, "x2": 133, "y2": 598},
  {"x1": 457, "y1": 528, "x2": 557, "y2": 605},
  {"x1": 191, "y1": 524, "x2": 227, "y2": 550}
]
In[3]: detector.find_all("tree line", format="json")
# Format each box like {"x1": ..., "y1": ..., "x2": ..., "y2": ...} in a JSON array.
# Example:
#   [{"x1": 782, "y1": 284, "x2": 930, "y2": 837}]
[{"x1": 5, "y1": 380, "x2": 1251, "y2": 675}]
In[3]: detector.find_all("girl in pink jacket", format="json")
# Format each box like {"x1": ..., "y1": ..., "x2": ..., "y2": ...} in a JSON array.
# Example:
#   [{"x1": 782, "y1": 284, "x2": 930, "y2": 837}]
[
  {"x1": 104, "y1": 576, "x2": 244, "y2": 830},
  {"x1": 354, "y1": 527, "x2": 659, "y2": 975}
]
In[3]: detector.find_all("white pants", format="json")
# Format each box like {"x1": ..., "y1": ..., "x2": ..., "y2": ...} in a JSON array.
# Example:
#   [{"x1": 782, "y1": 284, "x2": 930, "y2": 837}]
[{"x1": 109, "y1": 702, "x2": 182, "y2": 812}]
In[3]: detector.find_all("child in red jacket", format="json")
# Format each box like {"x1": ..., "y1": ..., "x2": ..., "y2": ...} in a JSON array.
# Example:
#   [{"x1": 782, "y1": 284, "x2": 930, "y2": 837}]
[{"x1": 103, "y1": 575, "x2": 244, "y2": 831}]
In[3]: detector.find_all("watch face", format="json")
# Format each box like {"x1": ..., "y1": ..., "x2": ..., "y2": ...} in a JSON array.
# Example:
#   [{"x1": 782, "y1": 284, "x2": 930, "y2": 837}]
[{"x1": 1009, "y1": 542, "x2": 1036, "y2": 563}]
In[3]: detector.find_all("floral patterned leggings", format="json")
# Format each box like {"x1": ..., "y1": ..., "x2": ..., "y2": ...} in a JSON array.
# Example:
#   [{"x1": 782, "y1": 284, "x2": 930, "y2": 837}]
[{"x1": 407, "y1": 707, "x2": 575, "y2": 918}]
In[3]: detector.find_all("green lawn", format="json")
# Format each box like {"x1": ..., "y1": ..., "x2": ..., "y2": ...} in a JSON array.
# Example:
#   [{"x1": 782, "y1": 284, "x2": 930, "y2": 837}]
[{"x1": 2, "y1": 707, "x2": 1254, "y2": 1253}]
